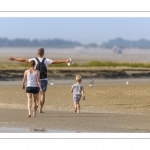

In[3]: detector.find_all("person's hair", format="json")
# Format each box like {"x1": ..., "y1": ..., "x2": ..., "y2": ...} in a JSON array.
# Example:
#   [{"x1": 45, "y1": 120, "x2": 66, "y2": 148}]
[
  {"x1": 76, "y1": 75, "x2": 82, "y2": 82},
  {"x1": 38, "y1": 48, "x2": 44, "y2": 56},
  {"x1": 29, "y1": 60, "x2": 35, "y2": 67}
]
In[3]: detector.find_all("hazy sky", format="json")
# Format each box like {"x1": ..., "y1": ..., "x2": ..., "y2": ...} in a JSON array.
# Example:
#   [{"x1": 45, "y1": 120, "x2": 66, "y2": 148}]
[{"x1": 1, "y1": 17, "x2": 150, "y2": 45}]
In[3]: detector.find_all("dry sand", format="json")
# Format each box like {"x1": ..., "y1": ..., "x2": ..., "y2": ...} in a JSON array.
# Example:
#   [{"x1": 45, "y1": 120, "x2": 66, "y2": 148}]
[{"x1": 1, "y1": 79, "x2": 150, "y2": 133}]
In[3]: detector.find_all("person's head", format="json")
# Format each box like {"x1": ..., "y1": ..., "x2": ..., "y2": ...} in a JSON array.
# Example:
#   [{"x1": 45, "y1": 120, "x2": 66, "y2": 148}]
[
  {"x1": 29, "y1": 60, "x2": 35, "y2": 68},
  {"x1": 76, "y1": 75, "x2": 82, "y2": 83},
  {"x1": 38, "y1": 48, "x2": 44, "y2": 57}
]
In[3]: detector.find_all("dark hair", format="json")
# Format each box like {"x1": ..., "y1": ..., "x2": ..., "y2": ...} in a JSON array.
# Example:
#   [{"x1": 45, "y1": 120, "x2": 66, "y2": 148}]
[
  {"x1": 29, "y1": 60, "x2": 35, "y2": 67},
  {"x1": 38, "y1": 48, "x2": 44, "y2": 56}
]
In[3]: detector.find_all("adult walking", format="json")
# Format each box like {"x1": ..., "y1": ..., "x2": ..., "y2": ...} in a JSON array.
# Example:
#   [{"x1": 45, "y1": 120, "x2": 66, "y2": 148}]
[
  {"x1": 22, "y1": 60, "x2": 42, "y2": 117},
  {"x1": 9, "y1": 48, "x2": 72, "y2": 113}
]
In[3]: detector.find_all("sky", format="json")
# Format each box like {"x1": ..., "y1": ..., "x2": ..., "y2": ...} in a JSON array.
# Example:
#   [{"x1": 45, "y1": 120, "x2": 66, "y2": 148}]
[{"x1": 1, "y1": 17, "x2": 150, "y2": 45}]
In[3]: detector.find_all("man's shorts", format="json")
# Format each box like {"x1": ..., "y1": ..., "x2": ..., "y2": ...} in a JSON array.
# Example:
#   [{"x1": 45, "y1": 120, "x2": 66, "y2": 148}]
[
  {"x1": 73, "y1": 94, "x2": 81, "y2": 103},
  {"x1": 41, "y1": 80, "x2": 48, "y2": 91},
  {"x1": 26, "y1": 87, "x2": 39, "y2": 94}
]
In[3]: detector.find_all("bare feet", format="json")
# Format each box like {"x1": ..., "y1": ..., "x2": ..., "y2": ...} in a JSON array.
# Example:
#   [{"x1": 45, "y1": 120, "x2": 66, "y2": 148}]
[{"x1": 28, "y1": 114, "x2": 31, "y2": 117}]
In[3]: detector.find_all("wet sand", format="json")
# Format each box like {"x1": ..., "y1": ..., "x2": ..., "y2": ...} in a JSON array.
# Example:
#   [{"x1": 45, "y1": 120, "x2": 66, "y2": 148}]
[{"x1": 1, "y1": 79, "x2": 150, "y2": 132}]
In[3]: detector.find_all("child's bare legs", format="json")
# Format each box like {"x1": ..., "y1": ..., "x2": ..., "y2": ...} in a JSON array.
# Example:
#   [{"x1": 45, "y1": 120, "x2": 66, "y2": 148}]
[
  {"x1": 77, "y1": 103, "x2": 80, "y2": 114},
  {"x1": 33, "y1": 94, "x2": 38, "y2": 116},
  {"x1": 74, "y1": 102, "x2": 80, "y2": 113},
  {"x1": 27, "y1": 93, "x2": 32, "y2": 117},
  {"x1": 74, "y1": 102, "x2": 77, "y2": 112}
]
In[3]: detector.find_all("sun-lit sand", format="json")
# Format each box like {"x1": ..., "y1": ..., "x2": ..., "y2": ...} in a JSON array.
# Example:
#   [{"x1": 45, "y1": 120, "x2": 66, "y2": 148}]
[
  {"x1": 1, "y1": 47, "x2": 150, "y2": 132},
  {"x1": 1, "y1": 79, "x2": 150, "y2": 132}
]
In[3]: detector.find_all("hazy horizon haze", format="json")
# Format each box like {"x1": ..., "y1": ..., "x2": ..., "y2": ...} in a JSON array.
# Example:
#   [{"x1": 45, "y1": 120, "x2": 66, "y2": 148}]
[{"x1": 1, "y1": 17, "x2": 150, "y2": 45}]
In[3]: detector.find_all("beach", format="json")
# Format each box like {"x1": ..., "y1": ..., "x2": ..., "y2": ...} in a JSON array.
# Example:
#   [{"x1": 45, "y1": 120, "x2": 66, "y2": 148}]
[
  {"x1": 1, "y1": 79, "x2": 150, "y2": 133},
  {"x1": 1, "y1": 47, "x2": 150, "y2": 133}
]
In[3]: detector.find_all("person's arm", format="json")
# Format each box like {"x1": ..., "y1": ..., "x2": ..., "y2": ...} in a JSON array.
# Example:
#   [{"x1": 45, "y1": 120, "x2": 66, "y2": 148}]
[
  {"x1": 81, "y1": 89, "x2": 85, "y2": 100},
  {"x1": 71, "y1": 85, "x2": 74, "y2": 93},
  {"x1": 22, "y1": 70, "x2": 27, "y2": 89},
  {"x1": 9, "y1": 56, "x2": 29, "y2": 63},
  {"x1": 71, "y1": 87, "x2": 73, "y2": 93},
  {"x1": 52, "y1": 59, "x2": 70, "y2": 64},
  {"x1": 37, "y1": 71, "x2": 43, "y2": 94}
]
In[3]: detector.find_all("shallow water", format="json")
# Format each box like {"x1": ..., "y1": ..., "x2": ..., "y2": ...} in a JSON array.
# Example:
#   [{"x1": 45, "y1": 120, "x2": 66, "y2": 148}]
[{"x1": 0, "y1": 127, "x2": 74, "y2": 133}]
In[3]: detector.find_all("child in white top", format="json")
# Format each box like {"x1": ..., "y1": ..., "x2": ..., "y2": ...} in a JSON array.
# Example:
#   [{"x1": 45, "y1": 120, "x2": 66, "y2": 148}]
[{"x1": 71, "y1": 75, "x2": 85, "y2": 114}]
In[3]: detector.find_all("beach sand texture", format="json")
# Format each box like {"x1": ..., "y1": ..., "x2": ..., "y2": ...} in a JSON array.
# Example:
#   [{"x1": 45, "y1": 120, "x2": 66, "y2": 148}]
[
  {"x1": 1, "y1": 80, "x2": 150, "y2": 132},
  {"x1": 1, "y1": 47, "x2": 150, "y2": 132}
]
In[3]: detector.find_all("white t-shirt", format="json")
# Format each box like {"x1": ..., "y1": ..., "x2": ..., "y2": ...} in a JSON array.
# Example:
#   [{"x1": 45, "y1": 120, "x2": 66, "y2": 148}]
[{"x1": 29, "y1": 57, "x2": 53, "y2": 80}]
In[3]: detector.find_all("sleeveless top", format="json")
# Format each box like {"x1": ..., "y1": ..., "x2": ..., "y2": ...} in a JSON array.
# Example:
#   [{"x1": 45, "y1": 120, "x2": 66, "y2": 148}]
[{"x1": 27, "y1": 70, "x2": 38, "y2": 87}]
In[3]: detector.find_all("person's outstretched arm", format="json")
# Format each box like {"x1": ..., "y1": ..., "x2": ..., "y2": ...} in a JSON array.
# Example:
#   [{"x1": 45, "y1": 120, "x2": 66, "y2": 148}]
[
  {"x1": 9, "y1": 56, "x2": 29, "y2": 63},
  {"x1": 52, "y1": 59, "x2": 70, "y2": 64}
]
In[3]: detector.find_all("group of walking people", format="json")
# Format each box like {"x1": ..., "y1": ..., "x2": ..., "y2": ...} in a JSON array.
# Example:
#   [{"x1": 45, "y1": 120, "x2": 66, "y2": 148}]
[{"x1": 9, "y1": 48, "x2": 85, "y2": 117}]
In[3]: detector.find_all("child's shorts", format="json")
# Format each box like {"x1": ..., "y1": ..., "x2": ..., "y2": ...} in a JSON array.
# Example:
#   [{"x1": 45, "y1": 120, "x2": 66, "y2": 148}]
[{"x1": 73, "y1": 94, "x2": 81, "y2": 103}]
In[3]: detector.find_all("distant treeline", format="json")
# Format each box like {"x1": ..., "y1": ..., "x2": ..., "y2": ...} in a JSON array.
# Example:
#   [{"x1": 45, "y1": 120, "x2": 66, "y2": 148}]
[
  {"x1": 101, "y1": 38, "x2": 150, "y2": 49},
  {"x1": 1, "y1": 37, "x2": 150, "y2": 49},
  {"x1": 0, "y1": 37, "x2": 99, "y2": 48}
]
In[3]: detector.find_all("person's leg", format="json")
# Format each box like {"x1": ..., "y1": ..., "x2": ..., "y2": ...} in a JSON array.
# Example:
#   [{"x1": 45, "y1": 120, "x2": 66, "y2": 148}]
[
  {"x1": 77, "y1": 102, "x2": 80, "y2": 114},
  {"x1": 33, "y1": 93, "x2": 38, "y2": 116},
  {"x1": 26, "y1": 93, "x2": 32, "y2": 117},
  {"x1": 36, "y1": 93, "x2": 39, "y2": 108},
  {"x1": 39, "y1": 91, "x2": 45, "y2": 113},
  {"x1": 74, "y1": 102, "x2": 77, "y2": 112},
  {"x1": 39, "y1": 80, "x2": 48, "y2": 113}
]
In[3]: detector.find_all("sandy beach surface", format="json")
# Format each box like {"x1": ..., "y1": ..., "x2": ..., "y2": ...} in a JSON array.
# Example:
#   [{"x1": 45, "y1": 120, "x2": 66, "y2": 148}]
[
  {"x1": 1, "y1": 47, "x2": 150, "y2": 133},
  {"x1": 1, "y1": 79, "x2": 150, "y2": 133}
]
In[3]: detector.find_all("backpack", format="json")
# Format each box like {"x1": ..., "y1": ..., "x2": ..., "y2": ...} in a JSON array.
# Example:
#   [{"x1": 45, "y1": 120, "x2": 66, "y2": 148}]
[{"x1": 35, "y1": 57, "x2": 47, "y2": 79}]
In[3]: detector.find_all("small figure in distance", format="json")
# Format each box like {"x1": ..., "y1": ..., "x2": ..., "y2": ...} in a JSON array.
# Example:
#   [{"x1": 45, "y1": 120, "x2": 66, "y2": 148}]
[
  {"x1": 50, "y1": 80, "x2": 54, "y2": 85},
  {"x1": 89, "y1": 78, "x2": 94, "y2": 87}
]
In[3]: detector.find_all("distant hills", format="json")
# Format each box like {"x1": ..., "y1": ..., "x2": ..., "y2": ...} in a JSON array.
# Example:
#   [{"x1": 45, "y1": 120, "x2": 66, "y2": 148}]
[
  {"x1": 101, "y1": 38, "x2": 150, "y2": 49},
  {"x1": 0, "y1": 37, "x2": 150, "y2": 49}
]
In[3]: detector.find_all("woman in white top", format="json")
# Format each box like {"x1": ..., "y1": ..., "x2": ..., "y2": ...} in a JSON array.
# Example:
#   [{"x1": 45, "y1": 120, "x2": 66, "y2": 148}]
[{"x1": 22, "y1": 60, "x2": 42, "y2": 117}]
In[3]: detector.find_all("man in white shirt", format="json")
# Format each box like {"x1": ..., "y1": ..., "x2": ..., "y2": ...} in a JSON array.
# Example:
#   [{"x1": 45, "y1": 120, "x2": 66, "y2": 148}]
[{"x1": 9, "y1": 48, "x2": 72, "y2": 113}]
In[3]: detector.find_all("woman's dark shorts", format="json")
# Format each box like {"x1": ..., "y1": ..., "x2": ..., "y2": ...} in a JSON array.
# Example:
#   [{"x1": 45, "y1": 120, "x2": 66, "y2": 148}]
[{"x1": 26, "y1": 87, "x2": 39, "y2": 94}]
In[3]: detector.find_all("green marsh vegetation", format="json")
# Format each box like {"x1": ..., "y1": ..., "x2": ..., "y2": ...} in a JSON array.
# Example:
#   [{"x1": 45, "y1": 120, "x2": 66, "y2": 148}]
[{"x1": 1, "y1": 60, "x2": 150, "y2": 69}]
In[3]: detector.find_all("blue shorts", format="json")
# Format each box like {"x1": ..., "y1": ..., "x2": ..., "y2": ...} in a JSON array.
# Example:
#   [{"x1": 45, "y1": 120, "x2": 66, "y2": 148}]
[
  {"x1": 41, "y1": 80, "x2": 48, "y2": 91},
  {"x1": 73, "y1": 94, "x2": 81, "y2": 103}
]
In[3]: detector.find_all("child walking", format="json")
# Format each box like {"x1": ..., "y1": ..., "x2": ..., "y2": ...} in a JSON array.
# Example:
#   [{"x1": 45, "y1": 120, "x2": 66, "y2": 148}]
[{"x1": 71, "y1": 75, "x2": 85, "y2": 114}]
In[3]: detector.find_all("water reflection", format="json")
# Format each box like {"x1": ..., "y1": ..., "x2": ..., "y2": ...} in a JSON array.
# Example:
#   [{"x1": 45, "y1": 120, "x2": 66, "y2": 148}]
[
  {"x1": 0, "y1": 127, "x2": 74, "y2": 133},
  {"x1": 27, "y1": 128, "x2": 46, "y2": 132}
]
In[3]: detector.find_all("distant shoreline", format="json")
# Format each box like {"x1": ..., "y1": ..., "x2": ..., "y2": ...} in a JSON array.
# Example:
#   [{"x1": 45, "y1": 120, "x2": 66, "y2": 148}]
[{"x1": 1, "y1": 67, "x2": 150, "y2": 81}]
